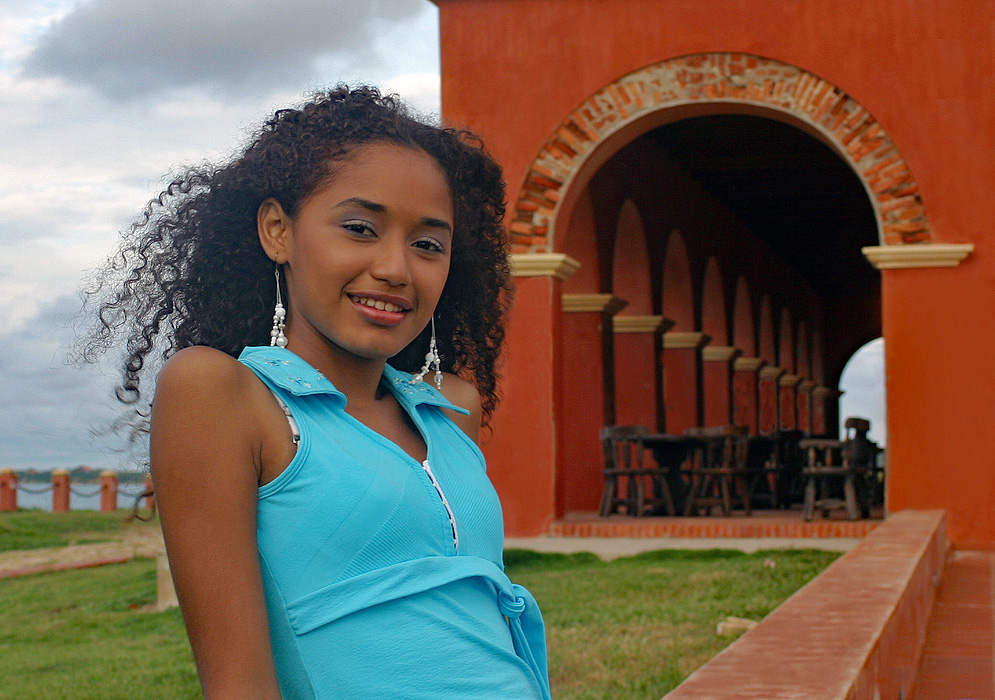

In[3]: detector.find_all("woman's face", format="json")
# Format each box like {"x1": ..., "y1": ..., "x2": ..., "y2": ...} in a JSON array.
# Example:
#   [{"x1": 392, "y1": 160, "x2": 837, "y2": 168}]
[{"x1": 272, "y1": 141, "x2": 454, "y2": 364}]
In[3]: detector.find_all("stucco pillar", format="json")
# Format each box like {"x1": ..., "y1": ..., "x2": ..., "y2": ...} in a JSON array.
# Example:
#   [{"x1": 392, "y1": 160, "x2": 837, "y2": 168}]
[
  {"x1": 614, "y1": 315, "x2": 671, "y2": 431},
  {"x1": 482, "y1": 253, "x2": 579, "y2": 536},
  {"x1": 702, "y1": 345, "x2": 741, "y2": 427},
  {"x1": 99, "y1": 471, "x2": 119, "y2": 512},
  {"x1": 778, "y1": 374, "x2": 801, "y2": 429},
  {"x1": 0, "y1": 468, "x2": 17, "y2": 511},
  {"x1": 662, "y1": 332, "x2": 709, "y2": 433},
  {"x1": 560, "y1": 293, "x2": 627, "y2": 515},
  {"x1": 758, "y1": 366, "x2": 784, "y2": 435},
  {"x1": 796, "y1": 380, "x2": 816, "y2": 435},
  {"x1": 811, "y1": 386, "x2": 840, "y2": 437},
  {"x1": 733, "y1": 357, "x2": 765, "y2": 435},
  {"x1": 144, "y1": 474, "x2": 156, "y2": 512},
  {"x1": 52, "y1": 468, "x2": 70, "y2": 512}
]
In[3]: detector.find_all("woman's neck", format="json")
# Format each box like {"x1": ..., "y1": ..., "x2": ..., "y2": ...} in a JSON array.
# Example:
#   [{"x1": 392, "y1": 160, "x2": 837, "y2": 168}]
[{"x1": 282, "y1": 334, "x2": 388, "y2": 409}]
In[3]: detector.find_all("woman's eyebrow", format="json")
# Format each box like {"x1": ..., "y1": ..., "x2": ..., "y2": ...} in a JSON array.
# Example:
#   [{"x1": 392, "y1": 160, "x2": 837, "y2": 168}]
[
  {"x1": 336, "y1": 197, "x2": 386, "y2": 213},
  {"x1": 337, "y1": 197, "x2": 452, "y2": 233},
  {"x1": 422, "y1": 216, "x2": 453, "y2": 234}
]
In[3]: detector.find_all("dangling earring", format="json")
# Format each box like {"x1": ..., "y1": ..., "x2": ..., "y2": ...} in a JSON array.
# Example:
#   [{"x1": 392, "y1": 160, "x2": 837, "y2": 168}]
[
  {"x1": 270, "y1": 265, "x2": 288, "y2": 348},
  {"x1": 409, "y1": 316, "x2": 442, "y2": 390}
]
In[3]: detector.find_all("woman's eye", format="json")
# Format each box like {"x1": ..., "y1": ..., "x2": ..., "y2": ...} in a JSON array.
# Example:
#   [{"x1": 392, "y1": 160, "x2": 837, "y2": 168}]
[
  {"x1": 343, "y1": 221, "x2": 375, "y2": 237},
  {"x1": 414, "y1": 237, "x2": 446, "y2": 254}
]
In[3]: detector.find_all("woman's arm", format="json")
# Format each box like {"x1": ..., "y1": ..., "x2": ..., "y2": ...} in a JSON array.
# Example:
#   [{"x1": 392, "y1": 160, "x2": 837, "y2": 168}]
[{"x1": 150, "y1": 347, "x2": 283, "y2": 700}]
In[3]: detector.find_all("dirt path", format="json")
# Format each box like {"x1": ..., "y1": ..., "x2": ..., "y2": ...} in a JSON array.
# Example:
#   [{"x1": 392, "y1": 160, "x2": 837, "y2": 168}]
[{"x1": 0, "y1": 522, "x2": 164, "y2": 578}]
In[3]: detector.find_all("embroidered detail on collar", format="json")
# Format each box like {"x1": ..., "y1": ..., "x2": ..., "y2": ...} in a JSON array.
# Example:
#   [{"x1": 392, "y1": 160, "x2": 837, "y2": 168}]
[{"x1": 238, "y1": 346, "x2": 469, "y2": 415}]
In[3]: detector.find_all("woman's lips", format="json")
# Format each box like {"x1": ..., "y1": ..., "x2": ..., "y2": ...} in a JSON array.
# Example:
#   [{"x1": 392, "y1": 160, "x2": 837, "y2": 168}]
[{"x1": 348, "y1": 293, "x2": 411, "y2": 326}]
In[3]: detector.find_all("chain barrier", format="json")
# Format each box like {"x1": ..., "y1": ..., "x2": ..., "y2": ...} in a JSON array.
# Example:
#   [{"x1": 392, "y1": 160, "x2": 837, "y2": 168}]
[
  {"x1": 16, "y1": 483, "x2": 54, "y2": 494},
  {"x1": 68, "y1": 484, "x2": 103, "y2": 497}
]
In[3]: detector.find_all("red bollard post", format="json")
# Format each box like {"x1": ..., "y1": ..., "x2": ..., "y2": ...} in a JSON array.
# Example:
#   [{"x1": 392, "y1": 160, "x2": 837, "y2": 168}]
[
  {"x1": 144, "y1": 475, "x2": 156, "y2": 513},
  {"x1": 52, "y1": 468, "x2": 70, "y2": 512},
  {"x1": 0, "y1": 467, "x2": 17, "y2": 511},
  {"x1": 100, "y1": 471, "x2": 119, "y2": 512}
]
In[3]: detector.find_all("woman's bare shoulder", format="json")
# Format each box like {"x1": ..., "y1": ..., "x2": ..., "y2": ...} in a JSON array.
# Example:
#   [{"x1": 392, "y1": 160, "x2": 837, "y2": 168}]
[
  {"x1": 156, "y1": 346, "x2": 248, "y2": 395},
  {"x1": 152, "y1": 347, "x2": 265, "y2": 435},
  {"x1": 151, "y1": 347, "x2": 270, "y2": 479},
  {"x1": 438, "y1": 372, "x2": 482, "y2": 442}
]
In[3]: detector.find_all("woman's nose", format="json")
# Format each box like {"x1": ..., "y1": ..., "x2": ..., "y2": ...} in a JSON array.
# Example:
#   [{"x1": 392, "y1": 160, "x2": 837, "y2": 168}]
[{"x1": 369, "y1": 238, "x2": 411, "y2": 287}]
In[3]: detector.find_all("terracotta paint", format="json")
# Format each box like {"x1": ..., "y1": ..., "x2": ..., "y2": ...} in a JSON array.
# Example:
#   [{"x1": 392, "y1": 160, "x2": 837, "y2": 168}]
[{"x1": 436, "y1": 0, "x2": 995, "y2": 545}]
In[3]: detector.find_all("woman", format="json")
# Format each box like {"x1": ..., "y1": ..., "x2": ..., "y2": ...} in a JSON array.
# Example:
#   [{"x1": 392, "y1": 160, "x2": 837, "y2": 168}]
[{"x1": 85, "y1": 86, "x2": 549, "y2": 700}]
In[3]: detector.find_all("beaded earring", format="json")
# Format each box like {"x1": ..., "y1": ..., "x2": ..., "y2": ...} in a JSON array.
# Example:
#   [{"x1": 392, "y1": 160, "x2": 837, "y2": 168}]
[
  {"x1": 409, "y1": 316, "x2": 442, "y2": 390},
  {"x1": 270, "y1": 265, "x2": 288, "y2": 348}
]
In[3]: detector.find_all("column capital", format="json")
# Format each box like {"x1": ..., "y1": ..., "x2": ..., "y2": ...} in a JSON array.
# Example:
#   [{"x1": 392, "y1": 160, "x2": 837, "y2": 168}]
[
  {"x1": 734, "y1": 356, "x2": 766, "y2": 372},
  {"x1": 613, "y1": 315, "x2": 669, "y2": 333},
  {"x1": 562, "y1": 293, "x2": 627, "y2": 314},
  {"x1": 778, "y1": 373, "x2": 802, "y2": 388},
  {"x1": 702, "y1": 345, "x2": 741, "y2": 362},
  {"x1": 797, "y1": 379, "x2": 817, "y2": 391},
  {"x1": 508, "y1": 252, "x2": 581, "y2": 280},
  {"x1": 663, "y1": 331, "x2": 710, "y2": 349},
  {"x1": 759, "y1": 365, "x2": 785, "y2": 381},
  {"x1": 862, "y1": 243, "x2": 973, "y2": 269},
  {"x1": 813, "y1": 385, "x2": 843, "y2": 398}
]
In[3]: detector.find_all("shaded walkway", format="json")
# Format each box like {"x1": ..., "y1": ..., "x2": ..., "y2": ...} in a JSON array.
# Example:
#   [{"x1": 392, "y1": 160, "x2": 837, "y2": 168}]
[{"x1": 911, "y1": 550, "x2": 995, "y2": 700}]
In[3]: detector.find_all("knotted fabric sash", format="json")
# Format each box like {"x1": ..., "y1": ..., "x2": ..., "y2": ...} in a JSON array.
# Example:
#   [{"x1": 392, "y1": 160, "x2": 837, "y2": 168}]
[{"x1": 284, "y1": 555, "x2": 551, "y2": 700}]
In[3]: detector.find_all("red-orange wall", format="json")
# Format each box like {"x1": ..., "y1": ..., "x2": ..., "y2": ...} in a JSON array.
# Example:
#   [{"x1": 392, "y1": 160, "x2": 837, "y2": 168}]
[{"x1": 438, "y1": 0, "x2": 995, "y2": 545}]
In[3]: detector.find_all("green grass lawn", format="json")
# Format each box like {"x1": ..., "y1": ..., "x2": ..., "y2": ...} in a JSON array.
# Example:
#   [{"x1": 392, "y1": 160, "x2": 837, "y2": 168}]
[
  {"x1": 0, "y1": 511, "x2": 839, "y2": 699},
  {"x1": 0, "y1": 509, "x2": 147, "y2": 552},
  {"x1": 0, "y1": 560, "x2": 198, "y2": 700},
  {"x1": 505, "y1": 548, "x2": 840, "y2": 700}
]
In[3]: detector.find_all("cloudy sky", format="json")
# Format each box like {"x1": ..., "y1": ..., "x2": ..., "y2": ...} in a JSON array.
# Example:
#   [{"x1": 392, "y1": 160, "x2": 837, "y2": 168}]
[
  {"x1": 0, "y1": 0, "x2": 884, "y2": 474},
  {"x1": 0, "y1": 0, "x2": 441, "y2": 471}
]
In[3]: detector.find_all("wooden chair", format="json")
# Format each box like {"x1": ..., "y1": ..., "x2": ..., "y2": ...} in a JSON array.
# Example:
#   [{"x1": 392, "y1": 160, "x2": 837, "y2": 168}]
[
  {"x1": 750, "y1": 429, "x2": 804, "y2": 509},
  {"x1": 799, "y1": 417, "x2": 874, "y2": 521},
  {"x1": 599, "y1": 426, "x2": 675, "y2": 517},
  {"x1": 681, "y1": 425, "x2": 753, "y2": 516}
]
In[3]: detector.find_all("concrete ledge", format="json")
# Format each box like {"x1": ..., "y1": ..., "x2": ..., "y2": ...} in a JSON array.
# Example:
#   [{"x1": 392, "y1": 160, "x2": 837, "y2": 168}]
[{"x1": 661, "y1": 510, "x2": 947, "y2": 700}]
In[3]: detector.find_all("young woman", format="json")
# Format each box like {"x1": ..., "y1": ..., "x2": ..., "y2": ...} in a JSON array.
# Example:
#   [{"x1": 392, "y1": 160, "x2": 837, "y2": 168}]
[{"x1": 85, "y1": 86, "x2": 550, "y2": 700}]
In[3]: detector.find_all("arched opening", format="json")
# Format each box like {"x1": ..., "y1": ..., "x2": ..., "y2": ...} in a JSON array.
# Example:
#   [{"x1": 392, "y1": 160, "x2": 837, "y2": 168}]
[
  {"x1": 839, "y1": 338, "x2": 886, "y2": 447},
  {"x1": 733, "y1": 276, "x2": 756, "y2": 357},
  {"x1": 701, "y1": 257, "x2": 727, "y2": 344},
  {"x1": 536, "y1": 56, "x2": 896, "y2": 518},
  {"x1": 612, "y1": 200, "x2": 652, "y2": 314},
  {"x1": 661, "y1": 231, "x2": 694, "y2": 331}
]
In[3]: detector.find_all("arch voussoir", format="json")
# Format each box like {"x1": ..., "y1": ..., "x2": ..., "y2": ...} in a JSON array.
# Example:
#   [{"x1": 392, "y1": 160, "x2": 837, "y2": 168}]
[{"x1": 511, "y1": 52, "x2": 929, "y2": 252}]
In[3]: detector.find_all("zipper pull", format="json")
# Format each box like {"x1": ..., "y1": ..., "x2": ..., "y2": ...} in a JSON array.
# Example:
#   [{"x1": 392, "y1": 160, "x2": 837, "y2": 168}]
[{"x1": 422, "y1": 459, "x2": 459, "y2": 552}]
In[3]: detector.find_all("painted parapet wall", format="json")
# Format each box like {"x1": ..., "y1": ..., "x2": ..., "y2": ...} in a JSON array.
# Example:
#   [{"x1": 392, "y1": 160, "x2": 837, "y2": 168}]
[{"x1": 661, "y1": 509, "x2": 946, "y2": 700}]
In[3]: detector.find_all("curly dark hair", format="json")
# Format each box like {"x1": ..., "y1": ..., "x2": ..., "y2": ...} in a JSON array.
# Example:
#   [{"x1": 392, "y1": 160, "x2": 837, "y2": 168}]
[{"x1": 81, "y1": 85, "x2": 512, "y2": 426}]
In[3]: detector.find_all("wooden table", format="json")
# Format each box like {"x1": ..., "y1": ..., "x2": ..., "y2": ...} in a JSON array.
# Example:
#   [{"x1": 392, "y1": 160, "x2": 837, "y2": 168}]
[{"x1": 638, "y1": 434, "x2": 704, "y2": 515}]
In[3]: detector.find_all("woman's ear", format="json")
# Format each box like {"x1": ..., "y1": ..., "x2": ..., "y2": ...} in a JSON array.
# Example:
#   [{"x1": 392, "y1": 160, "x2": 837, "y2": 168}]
[{"x1": 258, "y1": 198, "x2": 292, "y2": 263}]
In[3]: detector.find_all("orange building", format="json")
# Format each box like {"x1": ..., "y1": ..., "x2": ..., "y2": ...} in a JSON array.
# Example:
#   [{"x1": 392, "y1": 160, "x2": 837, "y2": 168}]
[{"x1": 433, "y1": 0, "x2": 994, "y2": 549}]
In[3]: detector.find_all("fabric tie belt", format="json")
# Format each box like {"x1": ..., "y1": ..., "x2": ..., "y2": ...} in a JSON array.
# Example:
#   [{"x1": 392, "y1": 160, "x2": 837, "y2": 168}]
[{"x1": 284, "y1": 555, "x2": 551, "y2": 700}]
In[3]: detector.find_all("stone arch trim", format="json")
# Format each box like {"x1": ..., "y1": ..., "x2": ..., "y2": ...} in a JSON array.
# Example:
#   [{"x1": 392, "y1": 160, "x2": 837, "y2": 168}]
[{"x1": 510, "y1": 52, "x2": 929, "y2": 252}]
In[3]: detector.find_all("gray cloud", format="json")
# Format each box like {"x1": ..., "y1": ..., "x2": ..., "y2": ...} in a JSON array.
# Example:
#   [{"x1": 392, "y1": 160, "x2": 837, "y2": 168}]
[
  {"x1": 0, "y1": 293, "x2": 136, "y2": 471},
  {"x1": 23, "y1": 0, "x2": 428, "y2": 99}
]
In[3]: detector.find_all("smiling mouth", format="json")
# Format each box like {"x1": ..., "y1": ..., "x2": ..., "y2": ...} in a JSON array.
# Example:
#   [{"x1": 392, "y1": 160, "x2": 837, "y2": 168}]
[{"x1": 349, "y1": 295, "x2": 409, "y2": 314}]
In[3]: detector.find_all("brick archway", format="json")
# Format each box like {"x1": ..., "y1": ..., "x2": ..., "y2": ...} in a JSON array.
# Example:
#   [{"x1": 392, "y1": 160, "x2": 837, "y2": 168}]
[{"x1": 510, "y1": 52, "x2": 929, "y2": 252}]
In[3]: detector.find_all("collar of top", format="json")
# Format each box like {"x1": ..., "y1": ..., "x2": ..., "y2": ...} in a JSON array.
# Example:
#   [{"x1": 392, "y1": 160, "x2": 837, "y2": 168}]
[{"x1": 238, "y1": 346, "x2": 469, "y2": 415}]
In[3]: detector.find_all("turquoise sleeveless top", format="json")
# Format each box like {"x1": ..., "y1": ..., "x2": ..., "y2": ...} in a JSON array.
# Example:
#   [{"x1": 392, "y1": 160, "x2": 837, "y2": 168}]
[{"x1": 239, "y1": 346, "x2": 550, "y2": 700}]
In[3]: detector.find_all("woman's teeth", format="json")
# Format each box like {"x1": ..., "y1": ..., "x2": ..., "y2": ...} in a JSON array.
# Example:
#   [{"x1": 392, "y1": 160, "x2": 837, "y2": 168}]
[{"x1": 355, "y1": 297, "x2": 403, "y2": 313}]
